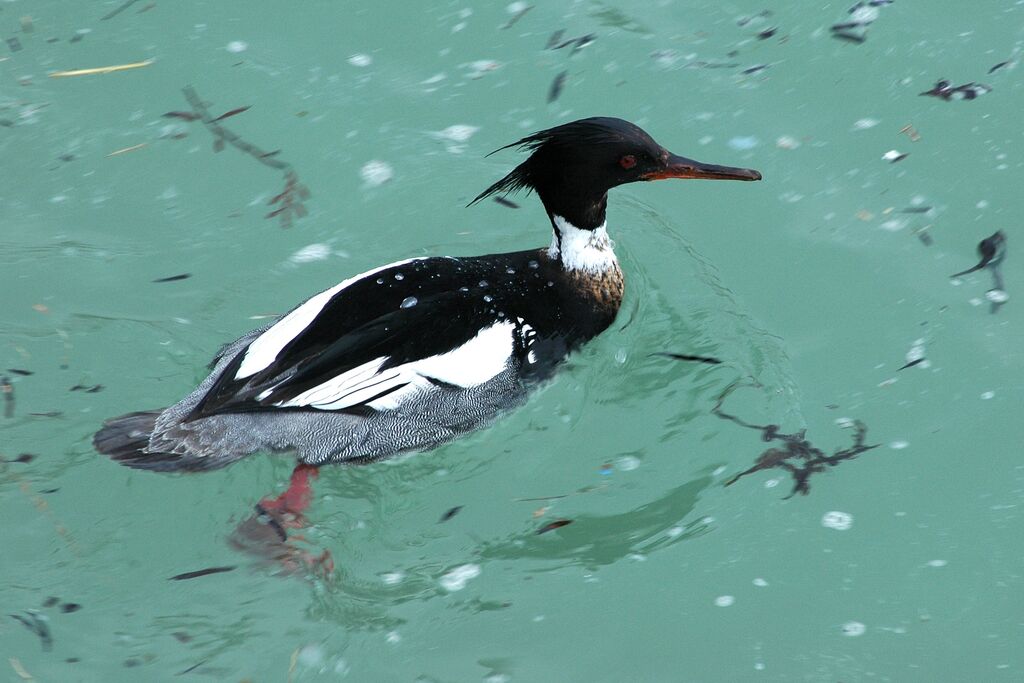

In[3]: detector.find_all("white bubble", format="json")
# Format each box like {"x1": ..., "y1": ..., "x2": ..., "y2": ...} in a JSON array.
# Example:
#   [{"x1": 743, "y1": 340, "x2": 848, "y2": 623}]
[
  {"x1": 882, "y1": 149, "x2": 905, "y2": 162},
  {"x1": 297, "y1": 643, "x2": 325, "y2": 667},
  {"x1": 386, "y1": 630, "x2": 401, "y2": 644},
  {"x1": 348, "y1": 53, "x2": 372, "y2": 67},
  {"x1": 852, "y1": 118, "x2": 879, "y2": 130},
  {"x1": 927, "y1": 559, "x2": 947, "y2": 568},
  {"x1": 842, "y1": 621, "x2": 866, "y2": 637},
  {"x1": 727, "y1": 136, "x2": 759, "y2": 151},
  {"x1": 889, "y1": 440, "x2": 909, "y2": 450},
  {"x1": 980, "y1": 391, "x2": 995, "y2": 400},
  {"x1": 986, "y1": 289, "x2": 1009, "y2": 303},
  {"x1": 764, "y1": 478, "x2": 780, "y2": 489},
  {"x1": 506, "y1": 1, "x2": 529, "y2": 13},
  {"x1": 360, "y1": 160, "x2": 393, "y2": 186},
  {"x1": 400, "y1": 296, "x2": 418, "y2": 309},
  {"x1": 226, "y1": 40, "x2": 248, "y2": 53},
  {"x1": 776, "y1": 135, "x2": 800, "y2": 150},
  {"x1": 753, "y1": 577, "x2": 769, "y2": 587},
  {"x1": 666, "y1": 526, "x2": 684, "y2": 538},
  {"x1": 616, "y1": 455, "x2": 641, "y2": 471},
  {"x1": 440, "y1": 563, "x2": 481, "y2": 591},
  {"x1": 434, "y1": 124, "x2": 479, "y2": 142},
  {"x1": 714, "y1": 595, "x2": 735, "y2": 607},
  {"x1": 822, "y1": 511, "x2": 853, "y2": 531},
  {"x1": 835, "y1": 417, "x2": 855, "y2": 429},
  {"x1": 289, "y1": 243, "x2": 330, "y2": 263}
]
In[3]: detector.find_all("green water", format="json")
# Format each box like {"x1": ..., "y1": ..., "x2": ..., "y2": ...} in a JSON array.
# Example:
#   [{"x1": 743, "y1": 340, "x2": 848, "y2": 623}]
[{"x1": 2, "y1": 1, "x2": 1022, "y2": 680}]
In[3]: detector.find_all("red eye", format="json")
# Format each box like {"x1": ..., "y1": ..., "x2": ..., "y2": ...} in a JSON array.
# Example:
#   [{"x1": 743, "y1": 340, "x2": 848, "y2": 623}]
[{"x1": 619, "y1": 154, "x2": 637, "y2": 170}]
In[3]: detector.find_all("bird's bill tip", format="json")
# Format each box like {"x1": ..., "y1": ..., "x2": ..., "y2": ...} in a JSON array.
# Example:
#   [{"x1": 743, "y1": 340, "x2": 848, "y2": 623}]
[{"x1": 643, "y1": 153, "x2": 762, "y2": 182}]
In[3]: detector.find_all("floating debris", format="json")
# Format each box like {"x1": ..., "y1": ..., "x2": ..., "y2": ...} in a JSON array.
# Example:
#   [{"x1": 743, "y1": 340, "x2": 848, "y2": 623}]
[
  {"x1": 651, "y1": 351, "x2": 723, "y2": 365},
  {"x1": 900, "y1": 206, "x2": 931, "y2": 214},
  {"x1": 182, "y1": 86, "x2": 309, "y2": 228},
  {"x1": 989, "y1": 60, "x2": 1011, "y2": 74},
  {"x1": 537, "y1": 519, "x2": 573, "y2": 535},
  {"x1": 741, "y1": 64, "x2": 771, "y2": 75},
  {"x1": 737, "y1": 10, "x2": 772, "y2": 27},
  {"x1": 152, "y1": 273, "x2": 191, "y2": 283},
  {"x1": 501, "y1": 2, "x2": 532, "y2": 30},
  {"x1": 830, "y1": 0, "x2": 893, "y2": 43},
  {"x1": 757, "y1": 27, "x2": 778, "y2": 40},
  {"x1": 715, "y1": 381, "x2": 879, "y2": 498},
  {"x1": 547, "y1": 70, "x2": 567, "y2": 103},
  {"x1": 439, "y1": 505, "x2": 463, "y2": 523},
  {"x1": 69, "y1": 384, "x2": 104, "y2": 393},
  {"x1": 7, "y1": 37, "x2": 23, "y2": 52},
  {"x1": 9, "y1": 611, "x2": 52, "y2": 651},
  {"x1": 169, "y1": 566, "x2": 236, "y2": 581},
  {"x1": 49, "y1": 59, "x2": 154, "y2": 78},
  {"x1": 920, "y1": 79, "x2": 991, "y2": 101},
  {"x1": 106, "y1": 142, "x2": 147, "y2": 157},
  {"x1": 950, "y1": 230, "x2": 1006, "y2": 278},
  {"x1": 60, "y1": 603, "x2": 81, "y2": 614},
  {"x1": 360, "y1": 159, "x2": 394, "y2": 187},
  {"x1": 913, "y1": 225, "x2": 933, "y2": 246},
  {"x1": 882, "y1": 149, "x2": 908, "y2": 163},
  {"x1": 2, "y1": 376, "x2": 14, "y2": 418},
  {"x1": 899, "y1": 124, "x2": 921, "y2": 142},
  {"x1": 7, "y1": 369, "x2": 33, "y2": 376},
  {"x1": 5, "y1": 453, "x2": 36, "y2": 464}
]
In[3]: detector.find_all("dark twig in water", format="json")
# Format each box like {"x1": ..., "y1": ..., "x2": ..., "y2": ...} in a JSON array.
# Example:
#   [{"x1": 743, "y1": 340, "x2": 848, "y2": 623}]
[
  {"x1": 651, "y1": 352, "x2": 723, "y2": 365},
  {"x1": 7, "y1": 368, "x2": 32, "y2": 376},
  {"x1": 989, "y1": 60, "x2": 1011, "y2": 74},
  {"x1": 101, "y1": 0, "x2": 140, "y2": 20},
  {"x1": 714, "y1": 381, "x2": 879, "y2": 498},
  {"x1": 493, "y1": 196, "x2": 520, "y2": 209},
  {"x1": 898, "y1": 358, "x2": 925, "y2": 371},
  {"x1": 546, "y1": 29, "x2": 566, "y2": 49},
  {"x1": 153, "y1": 273, "x2": 191, "y2": 283},
  {"x1": 547, "y1": 70, "x2": 567, "y2": 103},
  {"x1": 757, "y1": 27, "x2": 778, "y2": 40},
  {"x1": 439, "y1": 505, "x2": 463, "y2": 523},
  {"x1": 69, "y1": 384, "x2": 104, "y2": 393},
  {"x1": 168, "y1": 566, "x2": 236, "y2": 581},
  {"x1": 9, "y1": 611, "x2": 53, "y2": 651},
  {"x1": 176, "y1": 659, "x2": 210, "y2": 676},
  {"x1": 950, "y1": 230, "x2": 1006, "y2": 278},
  {"x1": 536, "y1": 519, "x2": 573, "y2": 534},
  {"x1": 182, "y1": 86, "x2": 309, "y2": 228}
]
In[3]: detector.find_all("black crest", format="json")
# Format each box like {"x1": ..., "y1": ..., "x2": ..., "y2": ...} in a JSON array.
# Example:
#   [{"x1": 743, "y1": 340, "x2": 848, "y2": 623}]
[
  {"x1": 469, "y1": 117, "x2": 658, "y2": 205},
  {"x1": 469, "y1": 118, "x2": 663, "y2": 229}
]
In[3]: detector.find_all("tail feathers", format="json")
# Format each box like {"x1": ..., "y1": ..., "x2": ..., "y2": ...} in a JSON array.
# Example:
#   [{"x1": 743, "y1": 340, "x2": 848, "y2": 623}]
[{"x1": 94, "y1": 410, "x2": 223, "y2": 472}]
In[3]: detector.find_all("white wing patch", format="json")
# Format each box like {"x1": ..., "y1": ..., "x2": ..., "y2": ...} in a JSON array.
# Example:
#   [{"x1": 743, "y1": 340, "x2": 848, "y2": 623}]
[
  {"x1": 275, "y1": 321, "x2": 526, "y2": 411},
  {"x1": 234, "y1": 257, "x2": 425, "y2": 380}
]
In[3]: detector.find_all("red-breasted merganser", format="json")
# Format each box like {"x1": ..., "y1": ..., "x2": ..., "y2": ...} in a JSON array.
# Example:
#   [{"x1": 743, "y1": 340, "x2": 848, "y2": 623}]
[{"x1": 95, "y1": 117, "x2": 760, "y2": 474}]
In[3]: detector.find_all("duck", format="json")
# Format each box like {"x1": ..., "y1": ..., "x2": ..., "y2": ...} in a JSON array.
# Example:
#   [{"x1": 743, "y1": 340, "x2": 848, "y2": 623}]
[{"x1": 94, "y1": 117, "x2": 761, "y2": 476}]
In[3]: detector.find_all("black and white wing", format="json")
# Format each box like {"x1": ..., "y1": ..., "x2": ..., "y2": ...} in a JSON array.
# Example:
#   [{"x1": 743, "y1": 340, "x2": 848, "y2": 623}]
[{"x1": 187, "y1": 256, "x2": 537, "y2": 420}]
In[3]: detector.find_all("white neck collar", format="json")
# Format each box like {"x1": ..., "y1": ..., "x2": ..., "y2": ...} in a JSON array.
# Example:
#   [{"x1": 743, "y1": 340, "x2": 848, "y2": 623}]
[{"x1": 547, "y1": 215, "x2": 617, "y2": 274}]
